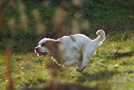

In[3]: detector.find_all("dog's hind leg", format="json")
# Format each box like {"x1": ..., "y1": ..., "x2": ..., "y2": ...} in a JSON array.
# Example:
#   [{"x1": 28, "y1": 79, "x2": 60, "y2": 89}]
[
  {"x1": 76, "y1": 49, "x2": 94, "y2": 72},
  {"x1": 76, "y1": 58, "x2": 88, "y2": 72},
  {"x1": 76, "y1": 54, "x2": 90, "y2": 72},
  {"x1": 64, "y1": 60, "x2": 76, "y2": 67}
]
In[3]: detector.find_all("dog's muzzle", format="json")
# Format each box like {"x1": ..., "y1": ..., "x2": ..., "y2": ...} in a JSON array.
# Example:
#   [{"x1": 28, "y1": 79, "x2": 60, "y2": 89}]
[{"x1": 34, "y1": 47, "x2": 47, "y2": 56}]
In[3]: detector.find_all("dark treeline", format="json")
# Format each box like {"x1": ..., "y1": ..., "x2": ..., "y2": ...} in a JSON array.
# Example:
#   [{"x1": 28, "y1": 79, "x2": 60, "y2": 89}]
[{"x1": 0, "y1": 0, "x2": 134, "y2": 52}]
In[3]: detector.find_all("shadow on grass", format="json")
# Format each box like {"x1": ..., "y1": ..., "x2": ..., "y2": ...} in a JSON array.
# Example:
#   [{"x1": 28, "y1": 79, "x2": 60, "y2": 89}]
[
  {"x1": 77, "y1": 69, "x2": 118, "y2": 83},
  {"x1": 23, "y1": 82, "x2": 98, "y2": 90},
  {"x1": 107, "y1": 51, "x2": 134, "y2": 60}
]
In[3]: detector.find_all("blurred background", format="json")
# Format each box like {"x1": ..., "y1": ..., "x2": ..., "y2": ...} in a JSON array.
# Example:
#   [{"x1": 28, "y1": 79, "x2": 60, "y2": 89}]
[
  {"x1": 0, "y1": 0, "x2": 133, "y2": 53},
  {"x1": 0, "y1": 0, "x2": 134, "y2": 90}
]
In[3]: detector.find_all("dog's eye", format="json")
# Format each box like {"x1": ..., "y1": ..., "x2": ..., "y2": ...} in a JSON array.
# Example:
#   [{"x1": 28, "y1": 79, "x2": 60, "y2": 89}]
[{"x1": 41, "y1": 43, "x2": 45, "y2": 46}]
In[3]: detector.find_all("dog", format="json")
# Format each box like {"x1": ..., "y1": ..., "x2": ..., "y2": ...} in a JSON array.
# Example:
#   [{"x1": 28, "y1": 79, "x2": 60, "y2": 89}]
[{"x1": 35, "y1": 30, "x2": 105, "y2": 72}]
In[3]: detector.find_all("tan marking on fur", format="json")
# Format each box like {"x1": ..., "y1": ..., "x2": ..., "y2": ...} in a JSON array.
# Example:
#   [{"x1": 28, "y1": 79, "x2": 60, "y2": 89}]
[
  {"x1": 70, "y1": 35, "x2": 76, "y2": 42},
  {"x1": 43, "y1": 40, "x2": 64, "y2": 64},
  {"x1": 43, "y1": 41, "x2": 55, "y2": 51}
]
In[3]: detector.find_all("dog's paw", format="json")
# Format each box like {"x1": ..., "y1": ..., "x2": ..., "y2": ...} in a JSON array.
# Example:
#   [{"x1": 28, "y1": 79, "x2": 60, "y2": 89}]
[
  {"x1": 76, "y1": 68, "x2": 83, "y2": 72},
  {"x1": 76, "y1": 67, "x2": 86, "y2": 72}
]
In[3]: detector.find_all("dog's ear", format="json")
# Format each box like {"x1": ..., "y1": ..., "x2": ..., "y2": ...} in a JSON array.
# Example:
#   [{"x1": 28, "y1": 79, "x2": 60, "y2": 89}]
[
  {"x1": 53, "y1": 41, "x2": 64, "y2": 50},
  {"x1": 43, "y1": 40, "x2": 64, "y2": 51}
]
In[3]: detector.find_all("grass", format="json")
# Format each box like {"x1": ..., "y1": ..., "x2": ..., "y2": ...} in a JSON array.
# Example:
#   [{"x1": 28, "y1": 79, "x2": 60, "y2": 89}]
[{"x1": 0, "y1": 31, "x2": 134, "y2": 90}]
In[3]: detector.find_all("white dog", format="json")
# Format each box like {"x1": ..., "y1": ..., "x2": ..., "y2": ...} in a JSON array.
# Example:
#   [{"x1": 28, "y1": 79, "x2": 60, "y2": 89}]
[{"x1": 35, "y1": 30, "x2": 105, "y2": 72}]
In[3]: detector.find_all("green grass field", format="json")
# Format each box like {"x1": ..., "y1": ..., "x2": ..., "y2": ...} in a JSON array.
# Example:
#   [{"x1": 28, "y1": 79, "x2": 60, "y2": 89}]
[{"x1": 0, "y1": 31, "x2": 134, "y2": 90}]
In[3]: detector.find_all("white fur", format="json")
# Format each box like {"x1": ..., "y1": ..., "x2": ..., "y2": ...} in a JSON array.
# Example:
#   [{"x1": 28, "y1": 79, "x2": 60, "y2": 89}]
[{"x1": 35, "y1": 30, "x2": 105, "y2": 72}]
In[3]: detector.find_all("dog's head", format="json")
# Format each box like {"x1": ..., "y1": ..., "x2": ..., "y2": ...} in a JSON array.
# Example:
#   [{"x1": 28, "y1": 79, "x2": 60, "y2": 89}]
[{"x1": 34, "y1": 38, "x2": 63, "y2": 56}]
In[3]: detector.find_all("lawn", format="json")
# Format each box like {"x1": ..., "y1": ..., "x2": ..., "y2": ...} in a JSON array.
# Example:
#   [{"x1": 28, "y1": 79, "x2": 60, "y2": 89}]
[{"x1": 0, "y1": 31, "x2": 134, "y2": 90}]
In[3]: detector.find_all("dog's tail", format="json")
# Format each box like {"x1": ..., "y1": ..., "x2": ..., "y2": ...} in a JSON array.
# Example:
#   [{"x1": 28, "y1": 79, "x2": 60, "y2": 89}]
[{"x1": 93, "y1": 30, "x2": 105, "y2": 47}]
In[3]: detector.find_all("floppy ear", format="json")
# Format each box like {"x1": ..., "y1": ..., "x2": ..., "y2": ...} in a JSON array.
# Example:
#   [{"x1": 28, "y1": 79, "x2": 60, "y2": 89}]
[
  {"x1": 53, "y1": 41, "x2": 64, "y2": 50},
  {"x1": 43, "y1": 40, "x2": 64, "y2": 52}
]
